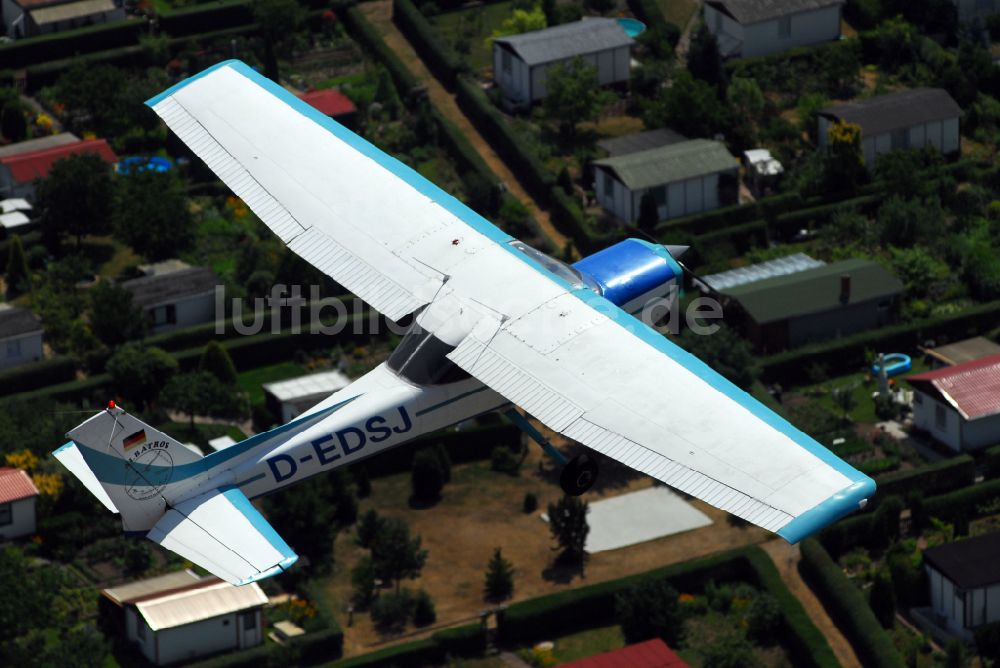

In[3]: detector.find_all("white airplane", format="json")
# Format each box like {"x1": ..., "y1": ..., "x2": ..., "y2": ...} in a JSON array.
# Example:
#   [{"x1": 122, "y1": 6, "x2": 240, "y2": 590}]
[{"x1": 53, "y1": 61, "x2": 875, "y2": 586}]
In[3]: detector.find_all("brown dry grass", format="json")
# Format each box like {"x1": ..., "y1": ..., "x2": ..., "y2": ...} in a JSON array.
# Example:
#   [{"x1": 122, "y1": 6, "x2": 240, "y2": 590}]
[{"x1": 323, "y1": 434, "x2": 773, "y2": 657}]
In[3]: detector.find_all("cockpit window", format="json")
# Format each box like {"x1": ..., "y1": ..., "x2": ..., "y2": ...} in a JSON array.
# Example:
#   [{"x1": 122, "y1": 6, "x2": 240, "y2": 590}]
[
  {"x1": 387, "y1": 325, "x2": 472, "y2": 386},
  {"x1": 508, "y1": 240, "x2": 601, "y2": 293}
]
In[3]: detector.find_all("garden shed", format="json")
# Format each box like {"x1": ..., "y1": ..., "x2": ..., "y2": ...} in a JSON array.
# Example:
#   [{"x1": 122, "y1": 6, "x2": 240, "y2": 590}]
[
  {"x1": 592, "y1": 139, "x2": 738, "y2": 223},
  {"x1": 492, "y1": 18, "x2": 633, "y2": 106},
  {"x1": 704, "y1": 0, "x2": 843, "y2": 58}
]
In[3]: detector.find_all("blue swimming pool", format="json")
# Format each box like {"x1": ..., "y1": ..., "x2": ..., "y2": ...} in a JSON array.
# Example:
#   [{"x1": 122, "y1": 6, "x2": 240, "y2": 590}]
[{"x1": 617, "y1": 18, "x2": 646, "y2": 38}]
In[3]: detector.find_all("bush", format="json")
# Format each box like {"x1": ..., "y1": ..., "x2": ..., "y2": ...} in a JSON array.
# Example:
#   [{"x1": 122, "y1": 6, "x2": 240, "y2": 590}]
[
  {"x1": 923, "y1": 479, "x2": 1000, "y2": 523},
  {"x1": 985, "y1": 444, "x2": 1000, "y2": 480},
  {"x1": 615, "y1": 577, "x2": 684, "y2": 645},
  {"x1": 0, "y1": 356, "x2": 77, "y2": 397},
  {"x1": 411, "y1": 449, "x2": 446, "y2": 502},
  {"x1": 747, "y1": 593, "x2": 782, "y2": 645},
  {"x1": 974, "y1": 620, "x2": 1000, "y2": 664},
  {"x1": 491, "y1": 444, "x2": 522, "y2": 476},
  {"x1": 869, "y1": 570, "x2": 896, "y2": 629},
  {"x1": 413, "y1": 589, "x2": 437, "y2": 627},
  {"x1": 799, "y1": 538, "x2": 906, "y2": 668},
  {"x1": 371, "y1": 591, "x2": 414, "y2": 634},
  {"x1": 523, "y1": 492, "x2": 538, "y2": 513}
]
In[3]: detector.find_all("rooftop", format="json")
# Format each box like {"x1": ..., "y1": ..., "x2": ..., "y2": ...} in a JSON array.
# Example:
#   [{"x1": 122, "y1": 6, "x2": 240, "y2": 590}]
[
  {"x1": 593, "y1": 139, "x2": 737, "y2": 191},
  {"x1": 133, "y1": 578, "x2": 267, "y2": 631},
  {"x1": 494, "y1": 18, "x2": 633, "y2": 67},
  {"x1": 0, "y1": 133, "x2": 79, "y2": 159},
  {"x1": 597, "y1": 129, "x2": 688, "y2": 158},
  {"x1": 924, "y1": 531, "x2": 1000, "y2": 589},
  {"x1": 102, "y1": 570, "x2": 202, "y2": 606},
  {"x1": 299, "y1": 89, "x2": 357, "y2": 118},
  {"x1": 924, "y1": 336, "x2": 1000, "y2": 367},
  {"x1": 0, "y1": 211, "x2": 31, "y2": 230},
  {"x1": 561, "y1": 639, "x2": 689, "y2": 668},
  {"x1": 120, "y1": 266, "x2": 220, "y2": 309},
  {"x1": 0, "y1": 304, "x2": 43, "y2": 339},
  {"x1": 819, "y1": 88, "x2": 962, "y2": 137},
  {"x1": 908, "y1": 352, "x2": 1000, "y2": 421},
  {"x1": 0, "y1": 198, "x2": 32, "y2": 214},
  {"x1": 30, "y1": 0, "x2": 117, "y2": 24},
  {"x1": 264, "y1": 369, "x2": 351, "y2": 402},
  {"x1": 698, "y1": 253, "x2": 824, "y2": 291},
  {"x1": 0, "y1": 468, "x2": 39, "y2": 504},
  {"x1": 0, "y1": 138, "x2": 117, "y2": 185},
  {"x1": 722, "y1": 258, "x2": 903, "y2": 324},
  {"x1": 706, "y1": 0, "x2": 844, "y2": 24}
]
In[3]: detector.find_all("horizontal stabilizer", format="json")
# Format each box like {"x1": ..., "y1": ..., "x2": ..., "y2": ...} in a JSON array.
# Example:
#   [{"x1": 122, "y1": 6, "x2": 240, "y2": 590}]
[
  {"x1": 148, "y1": 486, "x2": 297, "y2": 586},
  {"x1": 52, "y1": 441, "x2": 118, "y2": 513}
]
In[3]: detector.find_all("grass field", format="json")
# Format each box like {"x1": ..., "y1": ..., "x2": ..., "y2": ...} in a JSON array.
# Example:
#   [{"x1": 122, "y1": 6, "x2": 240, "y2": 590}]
[
  {"x1": 237, "y1": 360, "x2": 306, "y2": 406},
  {"x1": 431, "y1": 1, "x2": 515, "y2": 72}
]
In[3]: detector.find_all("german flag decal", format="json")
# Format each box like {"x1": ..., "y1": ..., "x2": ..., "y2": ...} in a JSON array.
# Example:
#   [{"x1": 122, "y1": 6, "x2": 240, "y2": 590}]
[{"x1": 122, "y1": 430, "x2": 147, "y2": 451}]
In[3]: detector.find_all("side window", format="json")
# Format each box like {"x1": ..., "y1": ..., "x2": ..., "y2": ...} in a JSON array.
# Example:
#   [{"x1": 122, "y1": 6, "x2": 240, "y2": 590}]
[
  {"x1": 778, "y1": 16, "x2": 791, "y2": 39},
  {"x1": 243, "y1": 612, "x2": 257, "y2": 630}
]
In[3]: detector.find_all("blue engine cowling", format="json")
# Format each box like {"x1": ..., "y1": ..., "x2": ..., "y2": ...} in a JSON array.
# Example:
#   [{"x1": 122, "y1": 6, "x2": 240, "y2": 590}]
[{"x1": 573, "y1": 238, "x2": 683, "y2": 312}]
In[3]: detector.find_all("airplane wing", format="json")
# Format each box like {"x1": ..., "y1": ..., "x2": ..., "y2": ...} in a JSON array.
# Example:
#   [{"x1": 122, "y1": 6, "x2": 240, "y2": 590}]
[
  {"x1": 148, "y1": 61, "x2": 874, "y2": 543},
  {"x1": 147, "y1": 486, "x2": 297, "y2": 586}
]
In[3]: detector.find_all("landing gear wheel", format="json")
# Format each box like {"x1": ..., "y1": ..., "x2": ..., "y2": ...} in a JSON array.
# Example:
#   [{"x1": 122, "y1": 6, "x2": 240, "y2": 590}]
[{"x1": 560, "y1": 454, "x2": 599, "y2": 496}]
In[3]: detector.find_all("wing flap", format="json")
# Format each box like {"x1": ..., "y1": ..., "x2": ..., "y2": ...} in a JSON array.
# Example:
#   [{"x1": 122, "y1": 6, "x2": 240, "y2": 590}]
[{"x1": 148, "y1": 486, "x2": 297, "y2": 586}]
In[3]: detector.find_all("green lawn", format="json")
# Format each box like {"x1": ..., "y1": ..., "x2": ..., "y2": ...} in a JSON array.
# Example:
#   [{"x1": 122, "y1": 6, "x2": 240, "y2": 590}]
[
  {"x1": 431, "y1": 1, "x2": 515, "y2": 72},
  {"x1": 550, "y1": 624, "x2": 626, "y2": 662},
  {"x1": 237, "y1": 361, "x2": 306, "y2": 406}
]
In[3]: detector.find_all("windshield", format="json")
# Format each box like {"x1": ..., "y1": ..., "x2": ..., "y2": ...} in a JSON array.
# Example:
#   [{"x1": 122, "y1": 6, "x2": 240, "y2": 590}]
[
  {"x1": 386, "y1": 325, "x2": 472, "y2": 386},
  {"x1": 508, "y1": 240, "x2": 600, "y2": 292}
]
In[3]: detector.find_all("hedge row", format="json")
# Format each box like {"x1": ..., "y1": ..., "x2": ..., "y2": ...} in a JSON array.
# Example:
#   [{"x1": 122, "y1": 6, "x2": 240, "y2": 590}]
[
  {"x1": 393, "y1": 0, "x2": 463, "y2": 87},
  {"x1": 0, "y1": 356, "x2": 77, "y2": 396},
  {"x1": 498, "y1": 546, "x2": 839, "y2": 667},
  {"x1": 987, "y1": 444, "x2": 1000, "y2": 480},
  {"x1": 760, "y1": 298, "x2": 1000, "y2": 385},
  {"x1": 923, "y1": 478, "x2": 1000, "y2": 523},
  {"x1": 330, "y1": 624, "x2": 484, "y2": 667},
  {"x1": 799, "y1": 538, "x2": 906, "y2": 668},
  {"x1": 0, "y1": 19, "x2": 146, "y2": 70},
  {"x1": 359, "y1": 423, "x2": 521, "y2": 478},
  {"x1": 626, "y1": 0, "x2": 666, "y2": 26},
  {"x1": 185, "y1": 626, "x2": 344, "y2": 668},
  {"x1": 343, "y1": 5, "x2": 421, "y2": 95},
  {"x1": 872, "y1": 455, "x2": 976, "y2": 507}
]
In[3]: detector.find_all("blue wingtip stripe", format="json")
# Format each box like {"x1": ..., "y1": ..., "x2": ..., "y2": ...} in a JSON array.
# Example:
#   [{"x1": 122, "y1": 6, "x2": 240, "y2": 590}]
[{"x1": 777, "y1": 478, "x2": 877, "y2": 543}]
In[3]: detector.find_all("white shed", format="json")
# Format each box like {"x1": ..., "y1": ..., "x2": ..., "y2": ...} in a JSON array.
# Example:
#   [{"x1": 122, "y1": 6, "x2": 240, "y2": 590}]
[
  {"x1": 592, "y1": 139, "x2": 739, "y2": 223},
  {"x1": 908, "y1": 352, "x2": 1000, "y2": 452},
  {"x1": 492, "y1": 19, "x2": 633, "y2": 107},
  {"x1": 817, "y1": 88, "x2": 962, "y2": 167},
  {"x1": 923, "y1": 532, "x2": 1000, "y2": 640},
  {"x1": 0, "y1": 467, "x2": 38, "y2": 540},
  {"x1": 263, "y1": 369, "x2": 352, "y2": 423},
  {"x1": 120, "y1": 263, "x2": 221, "y2": 334},
  {"x1": 108, "y1": 574, "x2": 268, "y2": 666},
  {"x1": 704, "y1": 0, "x2": 843, "y2": 58}
]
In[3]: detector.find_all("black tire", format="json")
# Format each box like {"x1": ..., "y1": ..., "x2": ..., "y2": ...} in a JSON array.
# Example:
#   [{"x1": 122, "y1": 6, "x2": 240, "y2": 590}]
[{"x1": 560, "y1": 454, "x2": 599, "y2": 496}]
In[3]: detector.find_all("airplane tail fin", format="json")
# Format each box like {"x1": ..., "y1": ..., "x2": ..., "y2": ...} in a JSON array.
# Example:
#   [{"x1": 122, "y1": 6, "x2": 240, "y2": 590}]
[{"x1": 58, "y1": 404, "x2": 203, "y2": 533}]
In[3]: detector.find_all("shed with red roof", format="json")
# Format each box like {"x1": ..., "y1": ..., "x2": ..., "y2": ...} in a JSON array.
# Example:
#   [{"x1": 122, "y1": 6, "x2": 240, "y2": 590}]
[
  {"x1": 0, "y1": 467, "x2": 39, "y2": 539},
  {"x1": 908, "y1": 352, "x2": 1000, "y2": 451},
  {"x1": 0, "y1": 137, "x2": 118, "y2": 200},
  {"x1": 560, "y1": 638, "x2": 689, "y2": 668},
  {"x1": 298, "y1": 89, "x2": 358, "y2": 129}
]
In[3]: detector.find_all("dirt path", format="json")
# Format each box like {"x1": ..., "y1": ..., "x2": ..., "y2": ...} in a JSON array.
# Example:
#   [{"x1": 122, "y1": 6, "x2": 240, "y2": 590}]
[
  {"x1": 761, "y1": 540, "x2": 862, "y2": 668},
  {"x1": 674, "y1": 0, "x2": 705, "y2": 67},
  {"x1": 357, "y1": 1, "x2": 569, "y2": 252}
]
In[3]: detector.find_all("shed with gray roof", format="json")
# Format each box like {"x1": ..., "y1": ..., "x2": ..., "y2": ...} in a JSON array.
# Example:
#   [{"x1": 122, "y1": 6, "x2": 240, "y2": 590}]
[
  {"x1": 0, "y1": 304, "x2": 43, "y2": 370},
  {"x1": 704, "y1": 0, "x2": 843, "y2": 58},
  {"x1": 493, "y1": 19, "x2": 633, "y2": 106},
  {"x1": 592, "y1": 139, "x2": 739, "y2": 223},
  {"x1": 120, "y1": 264, "x2": 220, "y2": 334},
  {"x1": 818, "y1": 88, "x2": 961, "y2": 166}
]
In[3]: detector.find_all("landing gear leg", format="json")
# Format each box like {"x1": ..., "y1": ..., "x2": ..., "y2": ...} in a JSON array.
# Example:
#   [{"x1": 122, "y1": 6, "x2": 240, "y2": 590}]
[{"x1": 503, "y1": 409, "x2": 599, "y2": 496}]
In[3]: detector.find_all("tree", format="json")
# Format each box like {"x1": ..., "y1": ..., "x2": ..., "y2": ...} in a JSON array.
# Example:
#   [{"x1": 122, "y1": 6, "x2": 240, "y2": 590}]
[
  {"x1": 371, "y1": 517, "x2": 428, "y2": 593},
  {"x1": 357, "y1": 509, "x2": 386, "y2": 549},
  {"x1": 160, "y1": 371, "x2": 241, "y2": 430},
  {"x1": 411, "y1": 449, "x2": 446, "y2": 502},
  {"x1": 523, "y1": 492, "x2": 538, "y2": 513},
  {"x1": 252, "y1": 0, "x2": 307, "y2": 81},
  {"x1": 35, "y1": 153, "x2": 114, "y2": 252},
  {"x1": 484, "y1": 547, "x2": 515, "y2": 602},
  {"x1": 262, "y1": 476, "x2": 342, "y2": 574},
  {"x1": 823, "y1": 120, "x2": 865, "y2": 193},
  {"x1": 0, "y1": 89, "x2": 26, "y2": 142},
  {"x1": 615, "y1": 577, "x2": 684, "y2": 645},
  {"x1": 646, "y1": 71, "x2": 726, "y2": 137},
  {"x1": 112, "y1": 170, "x2": 194, "y2": 261},
  {"x1": 412, "y1": 590, "x2": 436, "y2": 627},
  {"x1": 686, "y1": 26, "x2": 726, "y2": 90},
  {"x1": 491, "y1": 5, "x2": 546, "y2": 40},
  {"x1": 89, "y1": 280, "x2": 146, "y2": 347},
  {"x1": 637, "y1": 191, "x2": 659, "y2": 231},
  {"x1": 4, "y1": 235, "x2": 30, "y2": 299},
  {"x1": 747, "y1": 593, "x2": 782, "y2": 644},
  {"x1": 727, "y1": 77, "x2": 765, "y2": 148},
  {"x1": 374, "y1": 68, "x2": 400, "y2": 119},
  {"x1": 370, "y1": 590, "x2": 413, "y2": 634},
  {"x1": 869, "y1": 570, "x2": 896, "y2": 629},
  {"x1": 877, "y1": 196, "x2": 938, "y2": 248},
  {"x1": 199, "y1": 341, "x2": 238, "y2": 385},
  {"x1": 543, "y1": 58, "x2": 608, "y2": 142},
  {"x1": 832, "y1": 386, "x2": 856, "y2": 422},
  {"x1": 106, "y1": 343, "x2": 178, "y2": 409},
  {"x1": 351, "y1": 556, "x2": 377, "y2": 610},
  {"x1": 548, "y1": 495, "x2": 589, "y2": 565},
  {"x1": 701, "y1": 633, "x2": 761, "y2": 668},
  {"x1": 678, "y1": 326, "x2": 758, "y2": 390}
]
